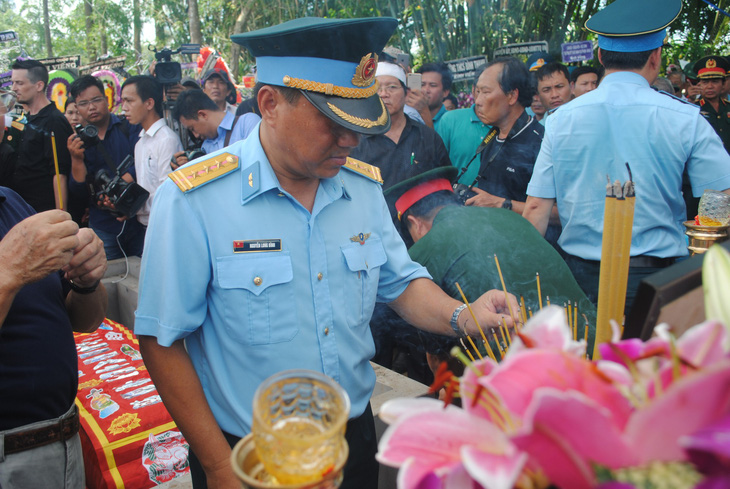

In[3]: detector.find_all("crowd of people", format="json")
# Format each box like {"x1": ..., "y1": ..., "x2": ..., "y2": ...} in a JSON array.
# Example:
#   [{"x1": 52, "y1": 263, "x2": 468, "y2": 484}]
[{"x1": 2, "y1": 0, "x2": 730, "y2": 487}]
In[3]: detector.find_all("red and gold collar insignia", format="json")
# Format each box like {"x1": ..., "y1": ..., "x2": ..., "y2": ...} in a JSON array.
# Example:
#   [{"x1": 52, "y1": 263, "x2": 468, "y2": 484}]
[
  {"x1": 352, "y1": 53, "x2": 378, "y2": 87},
  {"x1": 350, "y1": 232, "x2": 371, "y2": 245}
]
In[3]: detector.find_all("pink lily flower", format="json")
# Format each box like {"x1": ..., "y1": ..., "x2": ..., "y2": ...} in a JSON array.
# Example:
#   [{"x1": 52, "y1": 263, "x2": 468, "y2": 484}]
[{"x1": 377, "y1": 398, "x2": 525, "y2": 489}]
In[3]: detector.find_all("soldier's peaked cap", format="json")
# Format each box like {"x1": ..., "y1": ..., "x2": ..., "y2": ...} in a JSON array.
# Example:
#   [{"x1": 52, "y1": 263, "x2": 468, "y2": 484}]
[
  {"x1": 693, "y1": 56, "x2": 730, "y2": 80},
  {"x1": 231, "y1": 17, "x2": 398, "y2": 135},
  {"x1": 585, "y1": 0, "x2": 681, "y2": 53}
]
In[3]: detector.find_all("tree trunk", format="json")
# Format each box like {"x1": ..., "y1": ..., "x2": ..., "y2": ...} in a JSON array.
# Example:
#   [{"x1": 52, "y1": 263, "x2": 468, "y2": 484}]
[
  {"x1": 229, "y1": 0, "x2": 257, "y2": 80},
  {"x1": 154, "y1": 0, "x2": 166, "y2": 45},
  {"x1": 43, "y1": 0, "x2": 53, "y2": 57},
  {"x1": 100, "y1": 24, "x2": 108, "y2": 56},
  {"x1": 188, "y1": 0, "x2": 203, "y2": 45},
  {"x1": 84, "y1": 0, "x2": 96, "y2": 61},
  {"x1": 133, "y1": 0, "x2": 142, "y2": 66}
]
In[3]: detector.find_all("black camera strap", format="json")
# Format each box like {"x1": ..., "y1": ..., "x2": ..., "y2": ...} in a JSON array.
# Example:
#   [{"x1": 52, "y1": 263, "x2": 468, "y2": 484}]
[
  {"x1": 95, "y1": 142, "x2": 121, "y2": 175},
  {"x1": 223, "y1": 115, "x2": 241, "y2": 147},
  {"x1": 465, "y1": 112, "x2": 534, "y2": 192},
  {"x1": 453, "y1": 126, "x2": 498, "y2": 189}
]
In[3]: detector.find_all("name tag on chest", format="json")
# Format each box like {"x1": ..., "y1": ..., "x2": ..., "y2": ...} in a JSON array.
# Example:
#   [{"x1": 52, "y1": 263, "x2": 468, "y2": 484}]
[{"x1": 233, "y1": 239, "x2": 282, "y2": 253}]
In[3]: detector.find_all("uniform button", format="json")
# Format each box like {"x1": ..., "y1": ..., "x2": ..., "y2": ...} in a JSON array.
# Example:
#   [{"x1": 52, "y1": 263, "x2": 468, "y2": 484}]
[
  {"x1": 317, "y1": 272, "x2": 323, "y2": 281},
  {"x1": 324, "y1": 328, "x2": 330, "y2": 335},
  {"x1": 253, "y1": 277, "x2": 263, "y2": 286}
]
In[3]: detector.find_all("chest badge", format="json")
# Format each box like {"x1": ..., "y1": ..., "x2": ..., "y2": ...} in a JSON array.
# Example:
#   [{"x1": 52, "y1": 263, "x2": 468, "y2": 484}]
[
  {"x1": 350, "y1": 232, "x2": 371, "y2": 245},
  {"x1": 234, "y1": 239, "x2": 282, "y2": 253}
]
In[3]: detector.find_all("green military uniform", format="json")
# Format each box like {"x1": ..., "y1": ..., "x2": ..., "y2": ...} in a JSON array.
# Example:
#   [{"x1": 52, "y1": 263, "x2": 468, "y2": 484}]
[
  {"x1": 698, "y1": 98, "x2": 730, "y2": 153},
  {"x1": 694, "y1": 56, "x2": 730, "y2": 154},
  {"x1": 408, "y1": 206, "x2": 596, "y2": 347}
]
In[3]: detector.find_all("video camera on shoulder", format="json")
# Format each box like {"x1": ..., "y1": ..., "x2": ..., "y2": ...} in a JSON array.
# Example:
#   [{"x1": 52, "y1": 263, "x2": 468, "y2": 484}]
[
  {"x1": 150, "y1": 43, "x2": 201, "y2": 85},
  {"x1": 94, "y1": 155, "x2": 149, "y2": 219},
  {"x1": 75, "y1": 124, "x2": 99, "y2": 148}
]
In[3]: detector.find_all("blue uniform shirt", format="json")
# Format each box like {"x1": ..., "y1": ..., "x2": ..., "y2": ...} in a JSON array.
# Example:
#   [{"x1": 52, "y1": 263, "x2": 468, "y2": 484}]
[
  {"x1": 527, "y1": 71, "x2": 730, "y2": 260},
  {"x1": 201, "y1": 111, "x2": 260, "y2": 154},
  {"x1": 135, "y1": 126, "x2": 430, "y2": 437}
]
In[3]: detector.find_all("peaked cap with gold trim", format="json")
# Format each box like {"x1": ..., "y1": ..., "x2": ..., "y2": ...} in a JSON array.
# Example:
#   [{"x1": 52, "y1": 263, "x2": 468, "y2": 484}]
[
  {"x1": 585, "y1": 0, "x2": 681, "y2": 53},
  {"x1": 231, "y1": 17, "x2": 397, "y2": 135},
  {"x1": 694, "y1": 56, "x2": 730, "y2": 80}
]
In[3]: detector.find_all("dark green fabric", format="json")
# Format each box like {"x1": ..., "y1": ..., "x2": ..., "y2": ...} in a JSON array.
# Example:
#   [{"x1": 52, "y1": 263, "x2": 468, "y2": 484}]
[
  {"x1": 408, "y1": 206, "x2": 596, "y2": 345},
  {"x1": 699, "y1": 98, "x2": 730, "y2": 154}
]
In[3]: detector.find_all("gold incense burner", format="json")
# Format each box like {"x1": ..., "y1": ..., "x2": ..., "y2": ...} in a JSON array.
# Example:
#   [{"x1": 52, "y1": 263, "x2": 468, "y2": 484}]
[
  {"x1": 683, "y1": 221, "x2": 729, "y2": 255},
  {"x1": 231, "y1": 434, "x2": 348, "y2": 489}
]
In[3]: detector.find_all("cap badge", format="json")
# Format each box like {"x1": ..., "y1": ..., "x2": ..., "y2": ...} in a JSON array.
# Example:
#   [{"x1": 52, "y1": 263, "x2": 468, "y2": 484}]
[
  {"x1": 707, "y1": 59, "x2": 717, "y2": 69},
  {"x1": 350, "y1": 232, "x2": 371, "y2": 245},
  {"x1": 352, "y1": 53, "x2": 378, "y2": 87}
]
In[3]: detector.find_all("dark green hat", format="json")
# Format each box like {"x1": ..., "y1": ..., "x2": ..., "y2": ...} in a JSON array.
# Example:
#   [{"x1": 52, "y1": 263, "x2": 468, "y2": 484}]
[
  {"x1": 683, "y1": 61, "x2": 698, "y2": 81},
  {"x1": 693, "y1": 56, "x2": 730, "y2": 80},
  {"x1": 231, "y1": 17, "x2": 397, "y2": 135},
  {"x1": 383, "y1": 166, "x2": 458, "y2": 220},
  {"x1": 585, "y1": 0, "x2": 681, "y2": 53}
]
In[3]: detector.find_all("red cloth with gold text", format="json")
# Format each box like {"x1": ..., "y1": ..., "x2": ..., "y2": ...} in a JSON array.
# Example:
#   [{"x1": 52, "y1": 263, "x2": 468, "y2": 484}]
[{"x1": 75, "y1": 319, "x2": 189, "y2": 488}]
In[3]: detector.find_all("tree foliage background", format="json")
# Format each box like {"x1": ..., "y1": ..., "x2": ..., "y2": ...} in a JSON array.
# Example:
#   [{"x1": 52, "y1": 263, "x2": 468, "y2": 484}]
[{"x1": 1, "y1": 0, "x2": 729, "y2": 81}]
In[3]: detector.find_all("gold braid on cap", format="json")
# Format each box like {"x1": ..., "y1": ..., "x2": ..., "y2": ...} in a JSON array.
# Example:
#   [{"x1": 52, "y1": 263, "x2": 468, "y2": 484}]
[
  {"x1": 326, "y1": 98, "x2": 388, "y2": 129},
  {"x1": 282, "y1": 76, "x2": 379, "y2": 99}
]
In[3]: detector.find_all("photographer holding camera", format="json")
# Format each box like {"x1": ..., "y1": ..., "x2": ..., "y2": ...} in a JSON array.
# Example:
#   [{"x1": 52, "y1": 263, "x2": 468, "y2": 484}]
[
  {"x1": 169, "y1": 89, "x2": 259, "y2": 169},
  {"x1": 67, "y1": 75, "x2": 145, "y2": 260}
]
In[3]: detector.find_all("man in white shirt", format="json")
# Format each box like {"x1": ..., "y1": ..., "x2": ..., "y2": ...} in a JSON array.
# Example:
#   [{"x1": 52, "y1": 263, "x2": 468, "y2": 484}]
[{"x1": 120, "y1": 76, "x2": 183, "y2": 227}]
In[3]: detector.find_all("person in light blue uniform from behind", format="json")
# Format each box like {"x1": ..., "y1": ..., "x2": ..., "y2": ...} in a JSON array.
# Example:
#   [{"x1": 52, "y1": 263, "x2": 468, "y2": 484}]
[
  {"x1": 523, "y1": 0, "x2": 730, "y2": 311},
  {"x1": 134, "y1": 17, "x2": 519, "y2": 489}
]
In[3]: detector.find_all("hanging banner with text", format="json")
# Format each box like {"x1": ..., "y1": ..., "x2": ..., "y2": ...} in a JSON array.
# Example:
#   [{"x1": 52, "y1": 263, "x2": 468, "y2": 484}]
[
  {"x1": 79, "y1": 56, "x2": 127, "y2": 75},
  {"x1": 445, "y1": 56, "x2": 488, "y2": 83},
  {"x1": 0, "y1": 31, "x2": 19, "y2": 43},
  {"x1": 38, "y1": 55, "x2": 81, "y2": 72},
  {"x1": 494, "y1": 41, "x2": 549, "y2": 59},
  {"x1": 0, "y1": 71, "x2": 11, "y2": 88},
  {"x1": 561, "y1": 41, "x2": 594, "y2": 63}
]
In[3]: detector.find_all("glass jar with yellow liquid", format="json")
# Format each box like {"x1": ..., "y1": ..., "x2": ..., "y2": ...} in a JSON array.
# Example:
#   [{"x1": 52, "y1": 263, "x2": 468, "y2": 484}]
[
  {"x1": 698, "y1": 189, "x2": 730, "y2": 226},
  {"x1": 251, "y1": 370, "x2": 350, "y2": 486}
]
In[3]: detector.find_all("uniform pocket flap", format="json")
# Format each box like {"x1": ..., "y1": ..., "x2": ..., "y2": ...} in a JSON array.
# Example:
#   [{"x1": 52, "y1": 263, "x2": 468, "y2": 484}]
[
  {"x1": 340, "y1": 238, "x2": 387, "y2": 272},
  {"x1": 216, "y1": 253, "x2": 293, "y2": 296}
]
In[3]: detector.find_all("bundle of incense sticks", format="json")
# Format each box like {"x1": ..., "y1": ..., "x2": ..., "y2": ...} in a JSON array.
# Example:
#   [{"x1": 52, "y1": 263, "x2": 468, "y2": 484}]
[
  {"x1": 452, "y1": 256, "x2": 595, "y2": 363},
  {"x1": 594, "y1": 166, "x2": 635, "y2": 359}
]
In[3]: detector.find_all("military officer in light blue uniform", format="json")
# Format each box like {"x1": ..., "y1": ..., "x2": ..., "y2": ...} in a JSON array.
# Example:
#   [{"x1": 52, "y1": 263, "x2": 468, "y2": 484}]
[
  {"x1": 523, "y1": 0, "x2": 730, "y2": 311},
  {"x1": 134, "y1": 17, "x2": 519, "y2": 489}
]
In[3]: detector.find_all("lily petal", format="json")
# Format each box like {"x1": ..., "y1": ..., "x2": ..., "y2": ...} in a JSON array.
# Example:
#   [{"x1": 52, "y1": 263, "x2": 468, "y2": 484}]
[
  {"x1": 462, "y1": 445, "x2": 527, "y2": 489},
  {"x1": 680, "y1": 413, "x2": 730, "y2": 476},
  {"x1": 379, "y1": 397, "x2": 446, "y2": 425},
  {"x1": 625, "y1": 359, "x2": 730, "y2": 463},
  {"x1": 511, "y1": 389, "x2": 637, "y2": 489},
  {"x1": 479, "y1": 350, "x2": 633, "y2": 429}
]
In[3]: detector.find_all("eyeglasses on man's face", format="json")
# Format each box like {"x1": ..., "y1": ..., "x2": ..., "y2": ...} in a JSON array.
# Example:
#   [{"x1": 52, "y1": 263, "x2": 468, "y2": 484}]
[{"x1": 76, "y1": 96, "x2": 107, "y2": 108}]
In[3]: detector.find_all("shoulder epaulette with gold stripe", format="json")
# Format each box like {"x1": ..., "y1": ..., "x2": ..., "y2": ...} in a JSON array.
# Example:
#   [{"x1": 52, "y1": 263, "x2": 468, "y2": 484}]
[
  {"x1": 169, "y1": 153, "x2": 239, "y2": 193},
  {"x1": 342, "y1": 157, "x2": 383, "y2": 184}
]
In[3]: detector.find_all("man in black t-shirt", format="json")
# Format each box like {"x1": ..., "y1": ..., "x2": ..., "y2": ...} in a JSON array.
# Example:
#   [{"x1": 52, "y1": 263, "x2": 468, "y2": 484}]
[
  {"x1": 467, "y1": 57, "x2": 561, "y2": 247},
  {"x1": 0, "y1": 187, "x2": 108, "y2": 488},
  {"x1": 10, "y1": 59, "x2": 73, "y2": 213}
]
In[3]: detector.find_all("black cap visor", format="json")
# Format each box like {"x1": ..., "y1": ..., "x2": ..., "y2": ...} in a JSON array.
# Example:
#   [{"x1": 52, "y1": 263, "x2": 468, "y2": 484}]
[{"x1": 302, "y1": 90, "x2": 391, "y2": 136}]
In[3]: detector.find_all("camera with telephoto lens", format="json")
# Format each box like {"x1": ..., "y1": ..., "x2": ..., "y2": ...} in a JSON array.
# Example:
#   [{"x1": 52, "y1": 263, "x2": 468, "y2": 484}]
[
  {"x1": 94, "y1": 155, "x2": 149, "y2": 218},
  {"x1": 75, "y1": 124, "x2": 99, "y2": 148},
  {"x1": 453, "y1": 183, "x2": 477, "y2": 204}
]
